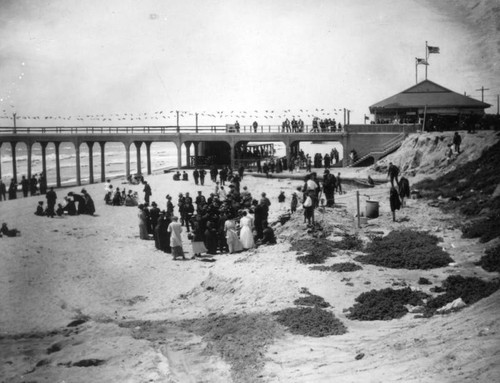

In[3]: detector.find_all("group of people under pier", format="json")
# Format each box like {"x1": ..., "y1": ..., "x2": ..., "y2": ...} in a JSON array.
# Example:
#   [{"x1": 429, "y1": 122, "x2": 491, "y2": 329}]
[{"x1": 0, "y1": 172, "x2": 48, "y2": 201}]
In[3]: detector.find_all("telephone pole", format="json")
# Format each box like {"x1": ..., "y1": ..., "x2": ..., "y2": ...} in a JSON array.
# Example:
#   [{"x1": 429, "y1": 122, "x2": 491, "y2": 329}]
[{"x1": 475, "y1": 86, "x2": 490, "y2": 102}]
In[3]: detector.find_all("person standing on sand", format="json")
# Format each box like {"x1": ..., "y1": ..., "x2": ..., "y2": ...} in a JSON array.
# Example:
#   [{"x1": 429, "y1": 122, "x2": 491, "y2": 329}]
[
  {"x1": 30, "y1": 175, "x2": 38, "y2": 196},
  {"x1": 138, "y1": 204, "x2": 149, "y2": 240},
  {"x1": 8, "y1": 179, "x2": 17, "y2": 200},
  {"x1": 193, "y1": 168, "x2": 199, "y2": 185},
  {"x1": 387, "y1": 162, "x2": 400, "y2": 187},
  {"x1": 453, "y1": 131, "x2": 462, "y2": 154},
  {"x1": 143, "y1": 181, "x2": 152, "y2": 205},
  {"x1": 239, "y1": 210, "x2": 255, "y2": 250},
  {"x1": 398, "y1": 177, "x2": 410, "y2": 208},
  {"x1": 21, "y1": 176, "x2": 29, "y2": 197},
  {"x1": 0, "y1": 180, "x2": 6, "y2": 201},
  {"x1": 336, "y1": 172, "x2": 342, "y2": 194},
  {"x1": 199, "y1": 168, "x2": 206, "y2": 185},
  {"x1": 225, "y1": 216, "x2": 243, "y2": 254},
  {"x1": 390, "y1": 186, "x2": 401, "y2": 222},
  {"x1": 81, "y1": 189, "x2": 95, "y2": 215},
  {"x1": 168, "y1": 216, "x2": 185, "y2": 260},
  {"x1": 45, "y1": 187, "x2": 57, "y2": 218}
]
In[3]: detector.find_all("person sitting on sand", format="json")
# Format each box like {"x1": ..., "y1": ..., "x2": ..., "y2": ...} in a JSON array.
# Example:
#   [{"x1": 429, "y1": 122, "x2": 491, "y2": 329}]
[
  {"x1": 81, "y1": 189, "x2": 96, "y2": 215},
  {"x1": 112, "y1": 187, "x2": 122, "y2": 206},
  {"x1": 34, "y1": 201, "x2": 45, "y2": 216},
  {"x1": 168, "y1": 216, "x2": 185, "y2": 260},
  {"x1": 1, "y1": 223, "x2": 21, "y2": 237},
  {"x1": 56, "y1": 203, "x2": 65, "y2": 216},
  {"x1": 256, "y1": 221, "x2": 276, "y2": 246},
  {"x1": 125, "y1": 190, "x2": 139, "y2": 206},
  {"x1": 62, "y1": 195, "x2": 77, "y2": 215},
  {"x1": 182, "y1": 171, "x2": 189, "y2": 181},
  {"x1": 173, "y1": 171, "x2": 181, "y2": 181},
  {"x1": 278, "y1": 191, "x2": 286, "y2": 203}
]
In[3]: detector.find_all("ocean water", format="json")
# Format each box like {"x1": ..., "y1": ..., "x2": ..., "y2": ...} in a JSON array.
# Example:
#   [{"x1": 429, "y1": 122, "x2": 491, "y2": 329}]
[{"x1": 0, "y1": 140, "x2": 343, "y2": 186}]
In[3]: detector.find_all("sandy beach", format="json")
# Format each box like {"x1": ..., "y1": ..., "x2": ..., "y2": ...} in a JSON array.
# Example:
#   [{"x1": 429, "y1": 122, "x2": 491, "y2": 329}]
[{"x1": 1, "y1": 131, "x2": 499, "y2": 382}]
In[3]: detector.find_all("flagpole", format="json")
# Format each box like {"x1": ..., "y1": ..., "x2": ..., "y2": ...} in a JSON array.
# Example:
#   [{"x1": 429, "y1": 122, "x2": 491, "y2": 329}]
[
  {"x1": 425, "y1": 41, "x2": 428, "y2": 80},
  {"x1": 415, "y1": 58, "x2": 418, "y2": 84}
]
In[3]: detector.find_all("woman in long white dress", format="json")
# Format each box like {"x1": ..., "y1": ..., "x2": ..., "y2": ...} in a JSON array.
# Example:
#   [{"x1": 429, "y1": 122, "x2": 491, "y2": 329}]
[
  {"x1": 239, "y1": 211, "x2": 255, "y2": 249},
  {"x1": 224, "y1": 217, "x2": 244, "y2": 254}
]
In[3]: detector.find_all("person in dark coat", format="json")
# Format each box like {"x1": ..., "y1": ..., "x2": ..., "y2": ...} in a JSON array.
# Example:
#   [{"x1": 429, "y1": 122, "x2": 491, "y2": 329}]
[
  {"x1": 8, "y1": 179, "x2": 17, "y2": 200},
  {"x1": 149, "y1": 202, "x2": 160, "y2": 234},
  {"x1": 387, "y1": 162, "x2": 400, "y2": 187},
  {"x1": 143, "y1": 181, "x2": 152, "y2": 205},
  {"x1": 193, "y1": 169, "x2": 200, "y2": 185},
  {"x1": 0, "y1": 180, "x2": 6, "y2": 201},
  {"x1": 1, "y1": 223, "x2": 20, "y2": 237},
  {"x1": 398, "y1": 177, "x2": 410, "y2": 207},
  {"x1": 453, "y1": 131, "x2": 462, "y2": 153},
  {"x1": 69, "y1": 192, "x2": 86, "y2": 214},
  {"x1": 199, "y1": 169, "x2": 206, "y2": 185},
  {"x1": 253, "y1": 202, "x2": 266, "y2": 240},
  {"x1": 21, "y1": 176, "x2": 29, "y2": 197},
  {"x1": 81, "y1": 189, "x2": 95, "y2": 215},
  {"x1": 204, "y1": 221, "x2": 219, "y2": 255},
  {"x1": 63, "y1": 196, "x2": 77, "y2": 215},
  {"x1": 39, "y1": 172, "x2": 47, "y2": 195},
  {"x1": 34, "y1": 201, "x2": 45, "y2": 216},
  {"x1": 155, "y1": 211, "x2": 171, "y2": 253},
  {"x1": 45, "y1": 187, "x2": 57, "y2": 218},
  {"x1": 30, "y1": 175, "x2": 38, "y2": 196},
  {"x1": 322, "y1": 169, "x2": 336, "y2": 207},
  {"x1": 390, "y1": 186, "x2": 401, "y2": 222}
]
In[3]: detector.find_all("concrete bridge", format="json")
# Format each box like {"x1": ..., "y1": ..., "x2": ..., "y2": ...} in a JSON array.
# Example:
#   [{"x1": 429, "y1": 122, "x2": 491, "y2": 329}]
[{"x1": 0, "y1": 124, "x2": 418, "y2": 186}]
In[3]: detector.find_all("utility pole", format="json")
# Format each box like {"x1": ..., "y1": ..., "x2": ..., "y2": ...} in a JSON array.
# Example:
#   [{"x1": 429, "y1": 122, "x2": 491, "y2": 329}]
[
  {"x1": 475, "y1": 86, "x2": 490, "y2": 102},
  {"x1": 13, "y1": 112, "x2": 17, "y2": 134}
]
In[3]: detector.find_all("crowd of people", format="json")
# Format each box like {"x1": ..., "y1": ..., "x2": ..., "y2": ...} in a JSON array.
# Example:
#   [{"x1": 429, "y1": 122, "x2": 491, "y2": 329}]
[
  {"x1": 0, "y1": 172, "x2": 48, "y2": 201},
  {"x1": 136, "y1": 168, "x2": 279, "y2": 260}
]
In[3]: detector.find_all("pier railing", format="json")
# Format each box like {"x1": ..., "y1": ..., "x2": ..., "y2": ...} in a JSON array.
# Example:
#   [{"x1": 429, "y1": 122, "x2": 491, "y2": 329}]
[
  {"x1": 0, "y1": 123, "x2": 419, "y2": 135},
  {"x1": 0, "y1": 124, "x2": 346, "y2": 135}
]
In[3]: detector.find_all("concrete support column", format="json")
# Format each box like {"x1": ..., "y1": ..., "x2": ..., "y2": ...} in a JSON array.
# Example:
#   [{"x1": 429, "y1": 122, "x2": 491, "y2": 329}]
[
  {"x1": 145, "y1": 142, "x2": 152, "y2": 175},
  {"x1": 285, "y1": 140, "x2": 291, "y2": 169},
  {"x1": 87, "y1": 141, "x2": 94, "y2": 184},
  {"x1": 27, "y1": 142, "x2": 33, "y2": 181},
  {"x1": 55, "y1": 142, "x2": 61, "y2": 187},
  {"x1": 41, "y1": 142, "x2": 48, "y2": 178},
  {"x1": 185, "y1": 142, "x2": 192, "y2": 167},
  {"x1": 177, "y1": 143, "x2": 182, "y2": 169},
  {"x1": 125, "y1": 143, "x2": 131, "y2": 178},
  {"x1": 75, "y1": 142, "x2": 81, "y2": 186},
  {"x1": 194, "y1": 142, "x2": 199, "y2": 166},
  {"x1": 342, "y1": 135, "x2": 349, "y2": 167},
  {"x1": 99, "y1": 142, "x2": 106, "y2": 182},
  {"x1": 134, "y1": 141, "x2": 142, "y2": 175},
  {"x1": 11, "y1": 142, "x2": 17, "y2": 182}
]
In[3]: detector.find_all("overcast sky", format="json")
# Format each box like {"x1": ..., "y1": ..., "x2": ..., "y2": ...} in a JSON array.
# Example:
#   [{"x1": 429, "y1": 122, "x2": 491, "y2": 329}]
[{"x1": 0, "y1": 0, "x2": 498, "y2": 126}]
